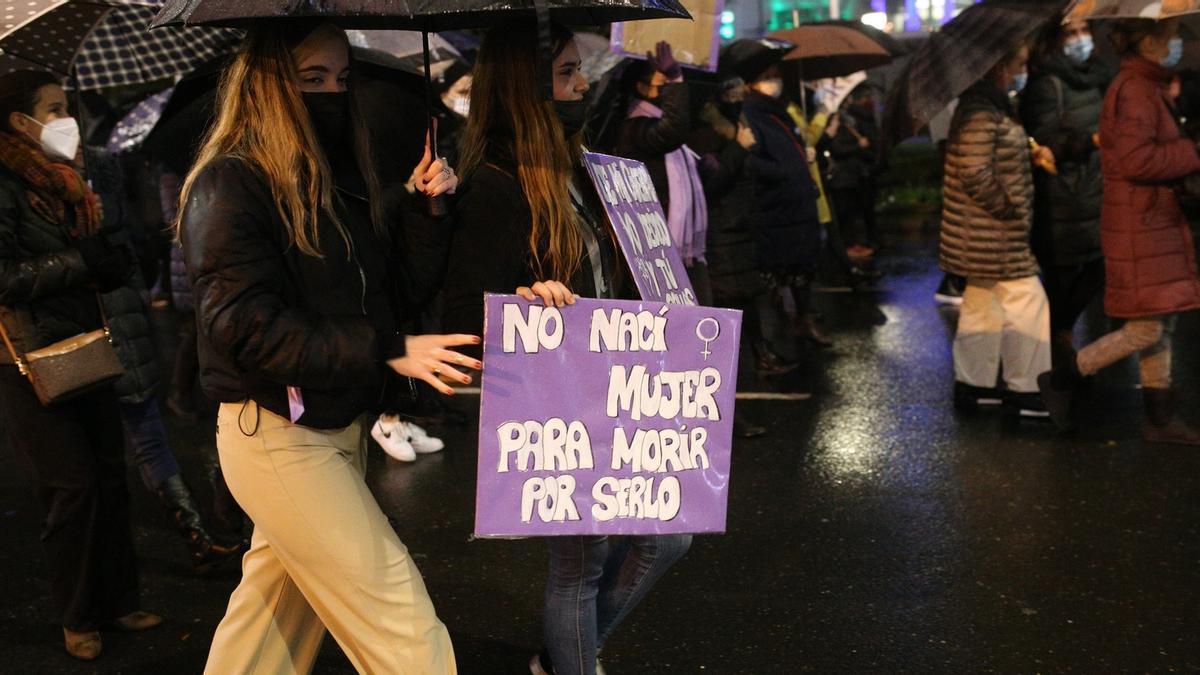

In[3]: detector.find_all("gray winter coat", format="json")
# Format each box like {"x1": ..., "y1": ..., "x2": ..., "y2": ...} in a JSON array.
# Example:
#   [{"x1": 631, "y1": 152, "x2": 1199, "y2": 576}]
[{"x1": 940, "y1": 83, "x2": 1040, "y2": 281}]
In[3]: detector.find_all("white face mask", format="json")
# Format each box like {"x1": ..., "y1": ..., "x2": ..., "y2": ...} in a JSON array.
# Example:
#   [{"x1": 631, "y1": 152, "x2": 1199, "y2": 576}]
[
  {"x1": 755, "y1": 78, "x2": 784, "y2": 99},
  {"x1": 23, "y1": 115, "x2": 81, "y2": 162}
]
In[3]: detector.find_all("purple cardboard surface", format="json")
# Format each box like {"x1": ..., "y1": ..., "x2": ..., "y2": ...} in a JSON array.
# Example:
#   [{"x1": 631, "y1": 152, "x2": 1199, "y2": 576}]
[
  {"x1": 474, "y1": 294, "x2": 741, "y2": 537},
  {"x1": 582, "y1": 152, "x2": 697, "y2": 305}
]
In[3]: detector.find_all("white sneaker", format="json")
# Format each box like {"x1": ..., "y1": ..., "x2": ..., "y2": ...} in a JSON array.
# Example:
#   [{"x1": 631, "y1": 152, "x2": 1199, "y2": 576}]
[
  {"x1": 529, "y1": 654, "x2": 551, "y2": 675},
  {"x1": 372, "y1": 418, "x2": 416, "y2": 462},
  {"x1": 404, "y1": 421, "x2": 445, "y2": 454}
]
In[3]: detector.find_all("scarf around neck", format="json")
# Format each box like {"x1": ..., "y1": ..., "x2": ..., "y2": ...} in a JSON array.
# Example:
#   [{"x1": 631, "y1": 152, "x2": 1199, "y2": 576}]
[
  {"x1": 0, "y1": 131, "x2": 101, "y2": 239},
  {"x1": 627, "y1": 98, "x2": 707, "y2": 264}
]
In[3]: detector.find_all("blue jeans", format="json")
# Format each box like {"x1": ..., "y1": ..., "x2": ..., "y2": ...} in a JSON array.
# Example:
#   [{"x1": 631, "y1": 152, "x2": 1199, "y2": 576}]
[
  {"x1": 119, "y1": 398, "x2": 181, "y2": 492},
  {"x1": 543, "y1": 534, "x2": 692, "y2": 675}
]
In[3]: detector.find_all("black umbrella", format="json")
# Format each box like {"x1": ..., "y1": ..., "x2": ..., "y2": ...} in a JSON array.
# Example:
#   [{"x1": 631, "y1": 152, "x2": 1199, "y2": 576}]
[
  {"x1": 883, "y1": 0, "x2": 1071, "y2": 147},
  {"x1": 150, "y1": 0, "x2": 689, "y2": 31}
]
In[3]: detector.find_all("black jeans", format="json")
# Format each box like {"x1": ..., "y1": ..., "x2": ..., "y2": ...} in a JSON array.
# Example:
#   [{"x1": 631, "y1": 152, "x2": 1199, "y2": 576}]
[
  {"x1": 0, "y1": 368, "x2": 139, "y2": 630},
  {"x1": 1044, "y1": 259, "x2": 1106, "y2": 334}
]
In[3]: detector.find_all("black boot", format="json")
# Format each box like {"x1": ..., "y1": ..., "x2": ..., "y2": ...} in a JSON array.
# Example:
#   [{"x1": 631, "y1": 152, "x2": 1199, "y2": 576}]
[
  {"x1": 733, "y1": 410, "x2": 768, "y2": 438},
  {"x1": 754, "y1": 341, "x2": 798, "y2": 375},
  {"x1": 1142, "y1": 388, "x2": 1200, "y2": 446},
  {"x1": 155, "y1": 474, "x2": 245, "y2": 575},
  {"x1": 1038, "y1": 355, "x2": 1081, "y2": 433}
]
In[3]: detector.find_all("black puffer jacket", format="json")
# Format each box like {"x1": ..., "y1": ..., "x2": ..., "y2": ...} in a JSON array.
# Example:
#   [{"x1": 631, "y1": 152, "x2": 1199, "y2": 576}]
[
  {"x1": 1021, "y1": 54, "x2": 1111, "y2": 267},
  {"x1": 0, "y1": 167, "x2": 110, "y2": 363},
  {"x1": 689, "y1": 103, "x2": 762, "y2": 302},
  {"x1": 180, "y1": 155, "x2": 449, "y2": 429},
  {"x1": 88, "y1": 148, "x2": 163, "y2": 404},
  {"x1": 742, "y1": 92, "x2": 822, "y2": 273},
  {"x1": 939, "y1": 82, "x2": 1039, "y2": 281}
]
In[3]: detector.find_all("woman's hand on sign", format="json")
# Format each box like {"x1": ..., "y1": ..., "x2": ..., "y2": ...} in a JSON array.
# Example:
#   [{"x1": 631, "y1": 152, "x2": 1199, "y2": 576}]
[
  {"x1": 387, "y1": 334, "x2": 481, "y2": 395},
  {"x1": 408, "y1": 131, "x2": 458, "y2": 197},
  {"x1": 516, "y1": 281, "x2": 575, "y2": 308}
]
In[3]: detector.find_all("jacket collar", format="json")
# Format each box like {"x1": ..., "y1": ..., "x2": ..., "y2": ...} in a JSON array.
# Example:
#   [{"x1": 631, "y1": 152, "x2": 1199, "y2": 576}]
[
  {"x1": 962, "y1": 79, "x2": 1017, "y2": 118},
  {"x1": 1037, "y1": 53, "x2": 1113, "y2": 91},
  {"x1": 1120, "y1": 55, "x2": 1174, "y2": 84}
]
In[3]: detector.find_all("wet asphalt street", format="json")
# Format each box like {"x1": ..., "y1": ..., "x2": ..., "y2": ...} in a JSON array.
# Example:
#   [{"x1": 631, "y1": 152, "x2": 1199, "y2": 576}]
[{"x1": 1, "y1": 218, "x2": 1198, "y2": 674}]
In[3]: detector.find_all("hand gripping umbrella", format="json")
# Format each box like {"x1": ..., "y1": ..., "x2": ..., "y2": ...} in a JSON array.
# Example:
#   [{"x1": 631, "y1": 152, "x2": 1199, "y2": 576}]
[
  {"x1": 883, "y1": 0, "x2": 1072, "y2": 148},
  {"x1": 150, "y1": 0, "x2": 691, "y2": 213}
]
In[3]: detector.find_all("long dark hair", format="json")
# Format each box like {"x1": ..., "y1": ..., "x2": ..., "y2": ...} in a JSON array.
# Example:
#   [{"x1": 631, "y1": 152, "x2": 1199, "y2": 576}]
[{"x1": 458, "y1": 21, "x2": 584, "y2": 282}]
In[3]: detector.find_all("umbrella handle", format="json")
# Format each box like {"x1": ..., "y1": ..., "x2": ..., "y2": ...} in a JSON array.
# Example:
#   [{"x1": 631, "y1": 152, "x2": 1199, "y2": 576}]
[{"x1": 422, "y1": 30, "x2": 447, "y2": 217}]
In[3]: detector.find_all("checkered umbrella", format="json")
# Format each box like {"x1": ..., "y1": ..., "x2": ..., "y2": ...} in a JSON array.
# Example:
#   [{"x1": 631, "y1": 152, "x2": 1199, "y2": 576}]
[
  {"x1": 0, "y1": 0, "x2": 115, "y2": 76},
  {"x1": 883, "y1": 0, "x2": 1072, "y2": 147},
  {"x1": 75, "y1": 1, "x2": 242, "y2": 90}
]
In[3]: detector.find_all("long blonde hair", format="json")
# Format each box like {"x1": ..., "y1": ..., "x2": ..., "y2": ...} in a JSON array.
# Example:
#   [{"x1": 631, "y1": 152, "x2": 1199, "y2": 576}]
[
  {"x1": 179, "y1": 22, "x2": 384, "y2": 258},
  {"x1": 458, "y1": 22, "x2": 583, "y2": 281}
]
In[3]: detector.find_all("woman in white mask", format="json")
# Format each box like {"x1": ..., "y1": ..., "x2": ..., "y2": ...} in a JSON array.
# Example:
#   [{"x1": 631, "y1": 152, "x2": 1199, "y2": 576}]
[
  {"x1": 1021, "y1": 17, "x2": 1114, "y2": 370},
  {"x1": 0, "y1": 70, "x2": 159, "y2": 661}
]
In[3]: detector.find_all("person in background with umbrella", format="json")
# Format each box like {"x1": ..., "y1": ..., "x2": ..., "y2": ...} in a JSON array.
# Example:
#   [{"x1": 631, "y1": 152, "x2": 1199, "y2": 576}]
[
  {"x1": 1021, "y1": 16, "x2": 1112, "y2": 369},
  {"x1": 733, "y1": 41, "x2": 831, "y2": 349},
  {"x1": 1040, "y1": 18, "x2": 1200, "y2": 445},
  {"x1": 615, "y1": 40, "x2": 712, "y2": 303},
  {"x1": 436, "y1": 59, "x2": 473, "y2": 166},
  {"x1": 0, "y1": 69, "x2": 161, "y2": 661},
  {"x1": 443, "y1": 20, "x2": 692, "y2": 675},
  {"x1": 939, "y1": 41, "x2": 1055, "y2": 417},
  {"x1": 178, "y1": 22, "x2": 472, "y2": 673}
]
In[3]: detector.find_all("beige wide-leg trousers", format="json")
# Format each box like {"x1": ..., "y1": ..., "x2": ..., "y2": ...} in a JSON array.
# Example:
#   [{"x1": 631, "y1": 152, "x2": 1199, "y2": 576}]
[
  {"x1": 205, "y1": 402, "x2": 456, "y2": 675},
  {"x1": 953, "y1": 275, "x2": 1052, "y2": 394}
]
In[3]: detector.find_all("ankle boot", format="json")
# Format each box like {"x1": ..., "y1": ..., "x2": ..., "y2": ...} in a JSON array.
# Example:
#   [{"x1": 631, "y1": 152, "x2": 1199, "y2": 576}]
[
  {"x1": 155, "y1": 474, "x2": 245, "y2": 575},
  {"x1": 1142, "y1": 388, "x2": 1200, "y2": 446},
  {"x1": 794, "y1": 314, "x2": 833, "y2": 348},
  {"x1": 1038, "y1": 355, "x2": 1082, "y2": 432},
  {"x1": 754, "y1": 341, "x2": 798, "y2": 375}
]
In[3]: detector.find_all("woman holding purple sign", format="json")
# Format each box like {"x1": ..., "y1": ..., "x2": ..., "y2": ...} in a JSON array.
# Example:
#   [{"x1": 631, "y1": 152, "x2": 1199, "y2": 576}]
[{"x1": 444, "y1": 20, "x2": 692, "y2": 675}]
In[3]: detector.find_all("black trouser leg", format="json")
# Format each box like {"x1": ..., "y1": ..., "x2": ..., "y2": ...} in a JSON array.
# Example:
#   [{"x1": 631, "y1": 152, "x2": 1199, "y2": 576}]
[
  {"x1": 169, "y1": 310, "x2": 199, "y2": 401},
  {"x1": 0, "y1": 370, "x2": 139, "y2": 630}
]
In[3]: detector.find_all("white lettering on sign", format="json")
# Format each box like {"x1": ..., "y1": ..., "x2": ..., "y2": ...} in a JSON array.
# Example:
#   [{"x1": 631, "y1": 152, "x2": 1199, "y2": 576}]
[
  {"x1": 591, "y1": 476, "x2": 681, "y2": 522},
  {"x1": 496, "y1": 418, "x2": 594, "y2": 473},
  {"x1": 610, "y1": 426, "x2": 710, "y2": 473},
  {"x1": 605, "y1": 365, "x2": 722, "y2": 421},
  {"x1": 521, "y1": 475, "x2": 581, "y2": 523},
  {"x1": 502, "y1": 304, "x2": 564, "y2": 354},
  {"x1": 588, "y1": 307, "x2": 669, "y2": 353}
]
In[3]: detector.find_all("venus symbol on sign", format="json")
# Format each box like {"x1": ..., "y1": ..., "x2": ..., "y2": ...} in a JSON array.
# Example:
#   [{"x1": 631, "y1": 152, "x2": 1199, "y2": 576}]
[{"x1": 695, "y1": 318, "x2": 720, "y2": 360}]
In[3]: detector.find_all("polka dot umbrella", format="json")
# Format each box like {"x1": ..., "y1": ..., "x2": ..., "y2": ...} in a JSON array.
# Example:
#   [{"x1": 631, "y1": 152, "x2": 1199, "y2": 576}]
[
  {"x1": 1, "y1": 1, "x2": 242, "y2": 90},
  {"x1": 0, "y1": 0, "x2": 115, "y2": 77}
]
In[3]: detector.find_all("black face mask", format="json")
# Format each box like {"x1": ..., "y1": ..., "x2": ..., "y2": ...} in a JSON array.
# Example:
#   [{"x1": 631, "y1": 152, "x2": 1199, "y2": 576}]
[
  {"x1": 302, "y1": 92, "x2": 350, "y2": 148},
  {"x1": 554, "y1": 100, "x2": 588, "y2": 139},
  {"x1": 717, "y1": 100, "x2": 743, "y2": 122}
]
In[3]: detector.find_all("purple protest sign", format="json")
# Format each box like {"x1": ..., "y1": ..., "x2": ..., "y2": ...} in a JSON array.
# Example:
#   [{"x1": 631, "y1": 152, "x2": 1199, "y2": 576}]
[
  {"x1": 582, "y1": 152, "x2": 697, "y2": 305},
  {"x1": 474, "y1": 294, "x2": 741, "y2": 537}
]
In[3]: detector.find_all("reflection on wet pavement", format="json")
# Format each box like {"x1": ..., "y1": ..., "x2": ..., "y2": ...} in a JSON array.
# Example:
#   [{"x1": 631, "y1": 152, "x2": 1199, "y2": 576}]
[{"x1": 0, "y1": 222, "x2": 1197, "y2": 673}]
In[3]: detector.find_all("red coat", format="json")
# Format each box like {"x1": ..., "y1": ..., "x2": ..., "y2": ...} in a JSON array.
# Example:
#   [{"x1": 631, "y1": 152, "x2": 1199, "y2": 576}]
[{"x1": 1099, "y1": 57, "x2": 1200, "y2": 318}]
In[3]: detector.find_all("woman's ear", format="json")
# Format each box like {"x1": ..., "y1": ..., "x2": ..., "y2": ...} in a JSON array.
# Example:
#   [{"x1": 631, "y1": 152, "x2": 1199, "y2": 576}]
[{"x1": 7, "y1": 111, "x2": 34, "y2": 139}]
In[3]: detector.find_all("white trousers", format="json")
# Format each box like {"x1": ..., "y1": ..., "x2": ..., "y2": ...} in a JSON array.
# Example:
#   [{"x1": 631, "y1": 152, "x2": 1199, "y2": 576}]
[
  {"x1": 953, "y1": 275, "x2": 1051, "y2": 394},
  {"x1": 204, "y1": 402, "x2": 456, "y2": 675}
]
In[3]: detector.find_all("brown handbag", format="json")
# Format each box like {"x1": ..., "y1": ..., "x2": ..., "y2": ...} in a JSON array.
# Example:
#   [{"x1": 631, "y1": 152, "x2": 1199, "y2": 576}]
[{"x1": 0, "y1": 296, "x2": 124, "y2": 406}]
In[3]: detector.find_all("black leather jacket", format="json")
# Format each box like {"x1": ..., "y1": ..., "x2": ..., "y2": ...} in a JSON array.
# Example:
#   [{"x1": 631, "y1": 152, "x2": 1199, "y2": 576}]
[{"x1": 180, "y1": 155, "x2": 449, "y2": 429}]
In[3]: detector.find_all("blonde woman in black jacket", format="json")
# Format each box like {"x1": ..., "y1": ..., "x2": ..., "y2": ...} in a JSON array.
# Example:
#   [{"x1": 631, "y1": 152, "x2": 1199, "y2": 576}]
[{"x1": 178, "y1": 23, "x2": 476, "y2": 673}]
